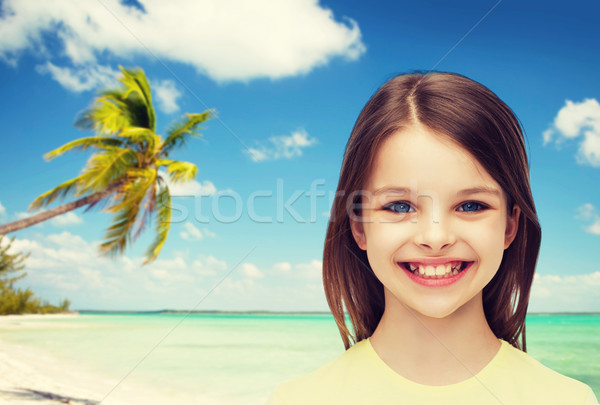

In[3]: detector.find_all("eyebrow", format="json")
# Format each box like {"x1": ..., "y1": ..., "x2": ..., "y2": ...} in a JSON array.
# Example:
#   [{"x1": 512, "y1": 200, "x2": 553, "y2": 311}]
[
  {"x1": 372, "y1": 186, "x2": 501, "y2": 197},
  {"x1": 456, "y1": 186, "x2": 502, "y2": 198},
  {"x1": 372, "y1": 187, "x2": 411, "y2": 196}
]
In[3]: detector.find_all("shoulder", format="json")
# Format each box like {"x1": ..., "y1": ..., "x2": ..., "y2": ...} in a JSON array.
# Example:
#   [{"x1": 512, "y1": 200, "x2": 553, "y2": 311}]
[
  {"x1": 267, "y1": 339, "x2": 372, "y2": 405},
  {"x1": 500, "y1": 342, "x2": 585, "y2": 385},
  {"x1": 266, "y1": 339, "x2": 599, "y2": 405},
  {"x1": 494, "y1": 341, "x2": 597, "y2": 404}
]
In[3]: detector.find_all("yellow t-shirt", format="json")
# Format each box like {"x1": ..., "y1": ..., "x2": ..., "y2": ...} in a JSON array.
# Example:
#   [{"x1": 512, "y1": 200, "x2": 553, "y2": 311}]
[{"x1": 267, "y1": 339, "x2": 598, "y2": 405}]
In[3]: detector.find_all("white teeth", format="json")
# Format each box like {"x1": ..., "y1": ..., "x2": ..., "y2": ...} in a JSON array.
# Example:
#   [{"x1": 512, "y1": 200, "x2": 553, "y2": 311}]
[{"x1": 407, "y1": 261, "x2": 465, "y2": 279}]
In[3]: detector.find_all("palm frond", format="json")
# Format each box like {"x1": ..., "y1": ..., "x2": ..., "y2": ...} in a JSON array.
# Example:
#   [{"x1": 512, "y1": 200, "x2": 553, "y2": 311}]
[
  {"x1": 100, "y1": 170, "x2": 156, "y2": 256},
  {"x1": 143, "y1": 183, "x2": 171, "y2": 265},
  {"x1": 99, "y1": 205, "x2": 139, "y2": 257},
  {"x1": 106, "y1": 169, "x2": 156, "y2": 213},
  {"x1": 44, "y1": 136, "x2": 124, "y2": 161},
  {"x1": 29, "y1": 177, "x2": 80, "y2": 210},
  {"x1": 82, "y1": 181, "x2": 123, "y2": 213},
  {"x1": 132, "y1": 181, "x2": 157, "y2": 242},
  {"x1": 74, "y1": 67, "x2": 156, "y2": 135},
  {"x1": 164, "y1": 160, "x2": 198, "y2": 184},
  {"x1": 155, "y1": 158, "x2": 174, "y2": 168},
  {"x1": 119, "y1": 127, "x2": 157, "y2": 152},
  {"x1": 99, "y1": 89, "x2": 156, "y2": 130},
  {"x1": 76, "y1": 148, "x2": 139, "y2": 195},
  {"x1": 119, "y1": 66, "x2": 156, "y2": 131},
  {"x1": 159, "y1": 111, "x2": 213, "y2": 157},
  {"x1": 75, "y1": 95, "x2": 132, "y2": 135}
]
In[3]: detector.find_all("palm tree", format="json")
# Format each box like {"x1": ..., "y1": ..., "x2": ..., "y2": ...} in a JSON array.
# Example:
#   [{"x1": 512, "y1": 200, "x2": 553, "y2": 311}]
[
  {"x1": 0, "y1": 67, "x2": 213, "y2": 264},
  {"x1": 0, "y1": 236, "x2": 28, "y2": 286}
]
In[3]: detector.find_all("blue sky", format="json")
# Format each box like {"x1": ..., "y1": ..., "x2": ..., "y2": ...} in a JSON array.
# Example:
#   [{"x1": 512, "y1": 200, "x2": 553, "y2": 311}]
[{"x1": 0, "y1": 0, "x2": 599, "y2": 312}]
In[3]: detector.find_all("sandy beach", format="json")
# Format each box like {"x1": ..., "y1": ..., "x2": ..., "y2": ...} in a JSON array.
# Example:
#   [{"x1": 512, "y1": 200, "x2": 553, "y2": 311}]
[
  {"x1": 1, "y1": 312, "x2": 598, "y2": 404},
  {"x1": 0, "y1": 314, "x2": 195, "y2": 405}
]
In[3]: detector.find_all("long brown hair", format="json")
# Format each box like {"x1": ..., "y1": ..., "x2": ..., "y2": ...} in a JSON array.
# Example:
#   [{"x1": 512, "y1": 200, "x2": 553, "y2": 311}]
[{"x1": 323, "y1": 72, "x2": 541, "y2": 351}]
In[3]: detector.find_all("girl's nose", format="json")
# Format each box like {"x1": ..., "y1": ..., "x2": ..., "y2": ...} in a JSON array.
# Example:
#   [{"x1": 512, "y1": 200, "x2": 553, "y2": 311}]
[{"x1": 412, "y1": 214, "x2": 456, "y2": 251}]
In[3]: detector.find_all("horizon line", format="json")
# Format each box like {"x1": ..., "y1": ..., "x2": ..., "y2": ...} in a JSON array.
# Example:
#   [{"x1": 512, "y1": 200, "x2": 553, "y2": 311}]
[{"x1": 72, "y1": 309, "x2": 600, "y2": 316}]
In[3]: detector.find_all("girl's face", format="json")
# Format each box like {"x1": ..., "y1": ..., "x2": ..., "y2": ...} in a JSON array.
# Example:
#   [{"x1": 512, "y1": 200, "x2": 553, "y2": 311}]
[{"x1": 350, "y1": 124, "x2": 520, "y2": 319}]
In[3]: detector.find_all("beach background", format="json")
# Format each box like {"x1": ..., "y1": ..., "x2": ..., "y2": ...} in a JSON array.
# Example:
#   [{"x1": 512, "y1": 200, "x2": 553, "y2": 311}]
[
  {"x1": 0, "y1": 312, "x2": 598, "y2": 404},
  {"x1": 1, "y1": 0, "x2": 600, "y2": 404}
]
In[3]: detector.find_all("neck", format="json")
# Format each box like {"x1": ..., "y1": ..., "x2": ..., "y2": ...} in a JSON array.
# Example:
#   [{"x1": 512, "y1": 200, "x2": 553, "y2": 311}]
[{"x1": 369, "y1": 290, "x2": 501, "y2": 386}]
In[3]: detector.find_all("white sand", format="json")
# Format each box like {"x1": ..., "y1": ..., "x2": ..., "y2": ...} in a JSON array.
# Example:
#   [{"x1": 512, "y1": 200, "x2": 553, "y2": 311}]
[{"x1": 0, "y1": 314, "x2": 198, "y2": 405}]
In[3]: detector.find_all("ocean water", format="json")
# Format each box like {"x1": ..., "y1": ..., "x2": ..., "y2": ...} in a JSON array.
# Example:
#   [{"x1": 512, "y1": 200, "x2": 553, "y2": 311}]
[{"x1": 0, "y1": 312, "x2": 598, "y2": 403}]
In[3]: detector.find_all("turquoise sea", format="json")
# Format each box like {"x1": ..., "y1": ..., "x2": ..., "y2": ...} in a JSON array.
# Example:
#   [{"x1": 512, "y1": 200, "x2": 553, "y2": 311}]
[{"x1": 0, "y1": 313, "x2": 598, "y2": 403}]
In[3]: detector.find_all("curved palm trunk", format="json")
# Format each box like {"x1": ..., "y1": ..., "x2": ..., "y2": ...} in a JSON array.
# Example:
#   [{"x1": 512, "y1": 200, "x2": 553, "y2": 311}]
[{"x1": 0, "y1": 187, "x2": 117, "y2": 236}]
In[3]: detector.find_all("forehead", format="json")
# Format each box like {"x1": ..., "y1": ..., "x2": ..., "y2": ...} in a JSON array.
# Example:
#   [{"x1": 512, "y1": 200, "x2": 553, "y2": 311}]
[{"x1": 367, "y1": 125, "x2": 501, "y2": 194}]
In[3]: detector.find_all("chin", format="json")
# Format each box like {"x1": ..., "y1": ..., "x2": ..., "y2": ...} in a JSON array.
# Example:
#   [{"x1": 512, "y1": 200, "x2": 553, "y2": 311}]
[
  {"x1": 399, "y1": 294, "x2": 467, "y2": 319},
  {"x1": 412, "y1": 306, "x2": 459, "y2": 319}
]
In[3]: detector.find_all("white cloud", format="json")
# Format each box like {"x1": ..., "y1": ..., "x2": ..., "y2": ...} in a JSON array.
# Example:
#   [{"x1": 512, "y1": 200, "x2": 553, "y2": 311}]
[
  {"x1": 586, "y1": 222, "x2": 600, "y2": 235},
  {"x1": 0, "y1": 201, "x2": 5, "y2": 217},
  {"x1": 50, "y1": 211, "x2": 83, "y2": 227},
  {"x1": 554, "y1": 99, "x2": 600, "y2": 138},
  {"x1": 15, "y1": 211, "x2": 35, "y2": 220},
  {"x1": 174, "y1": 179, "x2": 216, "y2": 197},
  {"x1": 5, "y1": 231, "x2": 234, "y2": 309},
  {"x1": 248, "y1": 148, "x2": 268, "y2": 162},
  {"x1": 180, "y1": 222, "x2": 204, "y2": 241},
  {"x1": 294, "y1": 259, "x2": 322, "y2": 280},
  {"x1": 271, "y1": 259, "x2": 322, "y2": 279},
  {"x1": 35, "y1": 62, "x2": 118, "y2": 92},
  {"x1": 171, "y1": 179, "x2": 217, "y2": 197},
  {"x1": 530, "y1": 272, "x2": 600, "y2": 312},
  {"x1": 0, "y1": 0, "x2": 365, "y2": 84},
  {"x1": 273, "y1": 262, "x2": 292, "y2": 273},
  {"x1": 6, "y1": 231, "x2": 331, "y2": 311},
  {"x1": 203, "y1": 228, "x2": 216, "y2": 238},
  {"x1": 45, "y1": 231, "x2": 88, "y2": 249},
  {"x1": 241, "y1": 262, "x2": 264, "y2": 279},
  {"x1": 577, "y1": 203, "x2": 596, "y2": 219},
  {"x1": 542, "y1": 129, "x2": 554, "y2": 145},
  {"x1": 152, "y1": 79, "x2": 181, "y2": 114},
  {"x1": 248, "y1": 129, "x2": 317, "y2": 162},
  {"x1": 160, "y1": 171, "x2": 218, "y2": 197},
  {"x1": 9, "y1": 231, "x2": 98, "y2": 272},
  {"x1": 192, "y1": 254, "x2": 227, "y2": 277},
  {"x1": 576, "y1": 203, "x2": 600, "y2": 235},
  {"x1": 147, "y1": 257, "x2": 189, "y2": 284},
  {"x1": 543, "y1": 98, "x2": 600, "y2": 167},
  {"x1": 179, "y1": 222, "x2": 216, "y2": 241}
]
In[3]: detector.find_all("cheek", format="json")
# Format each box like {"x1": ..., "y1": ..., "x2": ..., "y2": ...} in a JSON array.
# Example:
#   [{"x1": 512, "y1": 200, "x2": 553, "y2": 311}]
[
  {"x1": 363, "y1": 222, "x2": 411, "y2": 263},
  {"x1": 360, "y1": 221, "x2": 417, "y2": 293},
  {"x1": 365, "y1": 221, "x2": 411, "y2": 244},
  {"x1": 463, "y1": 219, "x2": 507, "y2": 266}
]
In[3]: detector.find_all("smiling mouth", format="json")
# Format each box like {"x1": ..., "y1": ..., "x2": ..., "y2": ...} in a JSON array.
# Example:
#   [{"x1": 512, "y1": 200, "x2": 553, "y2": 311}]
[{"x1": 400, "y1": 261, "x2": 472, "y2": 279}]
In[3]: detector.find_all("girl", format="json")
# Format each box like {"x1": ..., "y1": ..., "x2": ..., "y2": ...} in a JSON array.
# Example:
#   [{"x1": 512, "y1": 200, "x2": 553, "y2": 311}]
[{"x1": 267, "y1": 72, "x2": 598, "y2": 404}]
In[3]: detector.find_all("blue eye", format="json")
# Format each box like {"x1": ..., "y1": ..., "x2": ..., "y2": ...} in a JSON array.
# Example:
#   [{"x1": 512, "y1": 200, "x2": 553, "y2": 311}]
[
  {"x1": 458, "y1": 201, "x2": 485, "y2": 212},
  {"x1": 384, "y1": 202, "x2": 414, "y2": 213}
]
